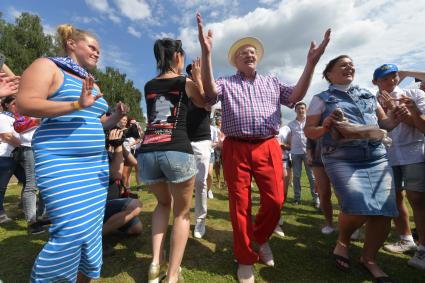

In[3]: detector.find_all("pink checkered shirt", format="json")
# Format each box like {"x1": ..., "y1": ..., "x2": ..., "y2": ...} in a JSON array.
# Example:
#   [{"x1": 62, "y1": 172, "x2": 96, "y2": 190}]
[{"x1": 208, "y1": 71, "x2": 295, "y2": 138}]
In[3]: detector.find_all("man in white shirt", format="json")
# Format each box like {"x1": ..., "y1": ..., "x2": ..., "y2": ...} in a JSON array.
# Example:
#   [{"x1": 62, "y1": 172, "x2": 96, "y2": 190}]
[
  {"x1": 373, "y1": 64, "x2": 425, "y2": 270},
  {"x1": 287, "y1": 102, "x2": 318, "y2": 206}
]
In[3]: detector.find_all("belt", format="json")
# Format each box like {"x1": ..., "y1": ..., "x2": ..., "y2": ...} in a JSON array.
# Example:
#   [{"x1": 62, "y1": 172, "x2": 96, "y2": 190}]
[{"x1": 227, "y1": 136, "x2": 274, "y2": 144}]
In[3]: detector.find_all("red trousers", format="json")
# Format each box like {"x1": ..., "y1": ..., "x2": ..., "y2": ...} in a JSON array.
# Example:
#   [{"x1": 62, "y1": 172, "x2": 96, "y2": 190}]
[{"x1": 222, "y1": 137, "x2": 284, "y2": 264}]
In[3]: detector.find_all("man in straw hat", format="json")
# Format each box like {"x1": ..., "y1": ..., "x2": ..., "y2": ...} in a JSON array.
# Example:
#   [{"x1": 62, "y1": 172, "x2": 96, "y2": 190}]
[{"x1": 196, "y1": 13, "x2": 330, "y2": 283}]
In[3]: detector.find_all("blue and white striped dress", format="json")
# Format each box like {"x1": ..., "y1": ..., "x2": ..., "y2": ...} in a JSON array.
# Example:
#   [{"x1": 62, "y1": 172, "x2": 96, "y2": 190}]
[{"x1": 30, "y1": 71, "x2": 109, "y2": 282}]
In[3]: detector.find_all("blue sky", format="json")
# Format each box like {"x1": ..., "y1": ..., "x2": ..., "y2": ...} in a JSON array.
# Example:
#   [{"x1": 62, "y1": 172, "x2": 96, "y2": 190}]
[{"x1": 2, "y1": 0, "x2": 424, "y2": 123}]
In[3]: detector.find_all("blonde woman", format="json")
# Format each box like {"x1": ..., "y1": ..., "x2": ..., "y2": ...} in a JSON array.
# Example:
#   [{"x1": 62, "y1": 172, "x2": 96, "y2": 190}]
[{"x1": 17, "y1": 24, "x2": 126, "y2": 282}]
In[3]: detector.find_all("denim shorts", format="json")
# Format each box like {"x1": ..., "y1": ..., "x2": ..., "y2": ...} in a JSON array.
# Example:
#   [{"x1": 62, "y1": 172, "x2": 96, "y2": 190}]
[
  {"x1": 322, "y1": 144, "x2": 398, "y2": 217},
  {"x1": 104, "y1": 198, "x2": 140, "y2": 232},
  {"x1": 137, "y1": 151, "x2": 196, "y2": 185},
  {"x1": 210, "y1": 151, "x2": 215, "y2": 164},
  {"x1": 392, "y1": 162, "x2": 425, "y2": 192}
]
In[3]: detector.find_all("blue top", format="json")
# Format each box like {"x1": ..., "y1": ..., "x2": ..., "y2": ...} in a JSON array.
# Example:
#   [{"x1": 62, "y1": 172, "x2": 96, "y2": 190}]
[
  {"x1": 316, "y1": 85, "x2": 380, "y2": 153},
  {"x1": 32, "y1": 71, "x2": 109, "y2": 156}
]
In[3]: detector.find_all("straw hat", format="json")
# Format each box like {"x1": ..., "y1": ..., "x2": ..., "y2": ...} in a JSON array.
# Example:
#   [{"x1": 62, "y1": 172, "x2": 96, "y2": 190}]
[{"x1": 227, "y1": 37, "x2": 264, "y2": 67}]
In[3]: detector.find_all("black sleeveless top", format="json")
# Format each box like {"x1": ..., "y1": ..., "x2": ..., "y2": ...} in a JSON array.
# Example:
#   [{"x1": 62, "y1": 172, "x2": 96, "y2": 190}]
[
  {"x1": 187, "y1": 101, "x2": 211, "y2": 142},
  {"x1": 140, "y1": 76, "x2": 193, "y2": 154}
]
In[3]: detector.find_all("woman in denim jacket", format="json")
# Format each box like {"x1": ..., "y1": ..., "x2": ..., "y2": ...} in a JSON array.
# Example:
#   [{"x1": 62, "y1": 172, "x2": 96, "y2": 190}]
[{"x1": 305, "y1": 55, "x2": 401, "y2": 282}]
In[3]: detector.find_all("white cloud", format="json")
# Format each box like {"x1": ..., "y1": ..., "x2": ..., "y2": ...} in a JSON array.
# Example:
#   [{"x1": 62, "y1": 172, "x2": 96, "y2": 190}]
[
  {"x1": 72, "y1": 16, "x2": 101, "y2": 24},
  {"x1": 176, "y1": 0, "x2": 425, "y2": 123},
  {"x1": 7, "y1": 6, "x2": 22, "y2": 19},
  {"x1": 85, "y1": 0, "x2": 121, "y2": 23},
  {"x1": 128, "y1": 26, "x2": 142, "y2": 38},
  {"x1": 98, "y1": 45, "x2": 133, "y2": 74},
  {"x1": 152, "y1": 32, "x2": 175, "y2": 39},
  {"x1": 85, "y1": 0, "x2": 110, "y2": 13},
  {"x1": 114, "y1": 0, "x2": 151, "y2": 21}
]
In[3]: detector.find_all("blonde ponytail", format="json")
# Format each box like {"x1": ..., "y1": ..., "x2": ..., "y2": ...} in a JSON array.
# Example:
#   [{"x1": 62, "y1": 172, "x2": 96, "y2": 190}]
[{"x1": 56, "y1": 24, "x2": 97, "y2": 54}]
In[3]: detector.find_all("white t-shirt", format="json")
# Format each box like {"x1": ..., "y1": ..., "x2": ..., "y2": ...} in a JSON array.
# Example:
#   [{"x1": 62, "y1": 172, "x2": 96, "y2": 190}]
[
  {"x1": 378, "y1": 86, "x2": 425, "y2": 166},
  {"x1": 276, "y1": 125, "x2": 291, "y2": 159},
  {"x1": 0, "y1": 113, "x2": 20, "y2": 157},
  {"x1": 19, "y1": 127, "x2": 36, "y2": 147},
  {"x1": 287, "y1": 118, "x2": 307, "y2": 154}
]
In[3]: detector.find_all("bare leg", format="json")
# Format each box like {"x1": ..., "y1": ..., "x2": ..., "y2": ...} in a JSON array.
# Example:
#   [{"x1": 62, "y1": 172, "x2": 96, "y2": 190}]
[
  {"x1": 361, "y1": 216, "x2": 391, "y2": 278},
  {"x1": 393, "y1": 191, "x2": 412, "y2": 237},
  {"x1": 103, "y1": 199, "x2": 142, "y2": 235},
  {"x1": 167, "y1": 177, "x2": 195, "y2": 283},
  {"x1": 407, "y1": 191, "x2": 425, "y2": 246},
  {"x1": 122, "y1": 165, "x2": 131, "y2": 188},
  {"x1": 150, "y1": 182, "x2": 172, "y2": 265},
  {"x1": 334, "y1": 212, "x2": 367, "y2": 268}
]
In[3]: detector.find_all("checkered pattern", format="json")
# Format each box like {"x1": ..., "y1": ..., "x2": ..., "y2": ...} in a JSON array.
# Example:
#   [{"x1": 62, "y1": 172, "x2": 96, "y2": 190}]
[{"x1": 208, "y1": 72, "x2": 294, "y2": 138}]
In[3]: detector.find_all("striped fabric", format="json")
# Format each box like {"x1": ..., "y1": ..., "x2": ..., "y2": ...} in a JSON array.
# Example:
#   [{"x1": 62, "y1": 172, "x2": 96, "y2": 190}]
[
  {"x1": 31, "y1": 71, "x2": 109, "y2": 282},
  {"x1": 208, "y1": 72, "x2": 295, "y2": 138}
]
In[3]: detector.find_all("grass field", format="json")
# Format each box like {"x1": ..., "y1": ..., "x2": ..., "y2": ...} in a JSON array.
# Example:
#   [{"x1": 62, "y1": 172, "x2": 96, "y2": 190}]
[{"x1": 0, "y1": 175, "x2": 422, "y2": 283}]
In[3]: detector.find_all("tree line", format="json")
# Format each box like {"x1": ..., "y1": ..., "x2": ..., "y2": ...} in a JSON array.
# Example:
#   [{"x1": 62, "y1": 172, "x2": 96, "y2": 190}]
[{"x1": 0, "y1": 12, "x2": 144, "y2": 124}]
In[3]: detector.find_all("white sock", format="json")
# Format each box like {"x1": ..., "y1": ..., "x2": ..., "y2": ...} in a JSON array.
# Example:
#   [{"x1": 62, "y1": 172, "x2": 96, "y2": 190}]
[
  {"x1": 400, "y1": 234, "x2": 415, "y2": 243},
  {"x1": 418, "y1": 245, "x2": 425, "y2": 251}
]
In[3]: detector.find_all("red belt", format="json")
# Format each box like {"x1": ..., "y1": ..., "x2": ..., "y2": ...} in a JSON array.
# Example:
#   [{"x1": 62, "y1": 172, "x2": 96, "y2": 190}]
[{"x1": 227, "y1": 136, "x2": 274, "y2": 144}]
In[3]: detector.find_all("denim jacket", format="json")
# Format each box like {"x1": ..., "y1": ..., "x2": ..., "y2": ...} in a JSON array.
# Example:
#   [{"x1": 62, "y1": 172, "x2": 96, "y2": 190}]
[{"x1": 316, "y1": 85, "x2": 380, "y2": 154}]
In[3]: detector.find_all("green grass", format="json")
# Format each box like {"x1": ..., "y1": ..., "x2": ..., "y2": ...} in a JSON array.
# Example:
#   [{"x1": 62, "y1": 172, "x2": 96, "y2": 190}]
[{"x1": 0, "y1": 175, "x2": 422, "y2": 283}]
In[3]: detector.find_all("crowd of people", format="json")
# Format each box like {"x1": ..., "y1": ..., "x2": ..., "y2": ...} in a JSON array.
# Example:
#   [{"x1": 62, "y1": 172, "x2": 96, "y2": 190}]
[{"x1": 0, "y1": 12, "x2": 424, "y2": 283}]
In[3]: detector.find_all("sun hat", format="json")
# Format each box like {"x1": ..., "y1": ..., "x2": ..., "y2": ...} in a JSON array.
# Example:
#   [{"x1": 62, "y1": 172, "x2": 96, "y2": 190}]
[{"x1": 227, "y1": 37, "x2": 264, "y2": 67}]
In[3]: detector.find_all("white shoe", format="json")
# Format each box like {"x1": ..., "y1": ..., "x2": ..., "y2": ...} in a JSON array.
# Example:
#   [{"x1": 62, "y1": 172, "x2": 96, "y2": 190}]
[
  {"x1": 273, "y1": 225, "x2": 285, "y2": 237},
  {"x1": 193, "y1": 221, "x2": 205, "y2": 239},
  {"x1": 384, "y1": 240, "x2": 417, "y2": 254},
  {"x1": 237, "y1": 264, "x2": 254, "y2": 283},
  {"x1": 259, "y1": 242, "x2": 275, "y2": 267},
  {"x1": 321, "y1": 225, "x2": 335, "y2": 235},
  {"x1": 0, "y1": 213, "x2": 12, "y2": 224},
  {"x1": 207, "y1": 189, "x2": 214, "y2": 199},
  {"x1": 408, "y1": 249, "x2": 425, "y2": 270},
  {"x1": 314, "y1": 199, "x2": 321, "y2": 209}
]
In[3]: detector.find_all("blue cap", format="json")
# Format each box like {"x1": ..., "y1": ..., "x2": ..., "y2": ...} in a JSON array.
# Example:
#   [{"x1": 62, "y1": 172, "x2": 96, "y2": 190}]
[{"x1": 373, "y1": 64, "x2": 398, "y2": 80}]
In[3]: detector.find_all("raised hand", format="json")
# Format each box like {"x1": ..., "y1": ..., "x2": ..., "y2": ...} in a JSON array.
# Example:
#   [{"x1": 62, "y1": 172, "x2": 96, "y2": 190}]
[
  {"x1": 0, "y1": 73, "x2": 20, "y2": 97},
  {"x1": 197, "y1": 12, "x2": 213, "y2": 55},
  {"x1": 114, "y1": 101, "x2": 129, "y2": 118},
  {"x1": 78, "y1": 76, "x2": 103, "y2": 109},
  {"x1": 191, "y1": 57, "x2": 202, "y2": 82},
  {"x1": 377, "y1": 90, "x2": 396, "y2": 113},
  {"x1": 307, "y1": 28, "x2": 331, "y2": 66}
]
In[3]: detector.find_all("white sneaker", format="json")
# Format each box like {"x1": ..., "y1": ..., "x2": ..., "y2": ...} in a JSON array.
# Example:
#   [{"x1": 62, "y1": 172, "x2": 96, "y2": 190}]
[
  {"x1": 237, "y1": 264, "x2": 254, "y2": 283},
  {"x1": 193, "y1": 221, "x2": 205, "y2": 239},
  {"x1": 273, "y1": 225, "x2": 285, "y2": 237},
  {"x1": 384, "y1": 240, "x2": 417, "y2": 254},
  {"x1": 314, "y1": 199, "x2": 321, "y2": 209},
  {"x1": 0, "y1": 213, "x2": 12, "y2": 224},
  {"x1": 321, "y1": 225, "x2": 335, "y2": 235},
  {"x1": 207, "y1": 189, "x2": 214, "y2": 199},
  {"x1": 408, "y1": 249, "x2": 425, "y2": 270},
  {"x1": 259, "y1": 242, "x2": 275, "y2": 267}
]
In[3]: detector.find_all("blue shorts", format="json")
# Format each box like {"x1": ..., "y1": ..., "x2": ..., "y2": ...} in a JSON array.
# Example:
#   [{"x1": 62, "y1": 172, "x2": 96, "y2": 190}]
[
  {"x1": 137, "y1": 151, "x2": 196, "y2": 185},
  {"x1": 104, "y1": 198, "x2": 140, "y2": 232},
  {"x1": 210, "y1": 151, "x2": 215, "y2": 164}
]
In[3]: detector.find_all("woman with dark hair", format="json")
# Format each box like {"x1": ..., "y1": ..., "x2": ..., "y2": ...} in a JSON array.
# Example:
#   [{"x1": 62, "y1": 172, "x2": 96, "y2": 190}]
[
  {"x1": 138, "y1": 38, "x2": 205, "y2": 283},
  {"x1": 304, "y1": 55, "x2": 400, "y2": 282},
  {"x1": 16, "y1": 24, "x2": 127, "y2": 282}
]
